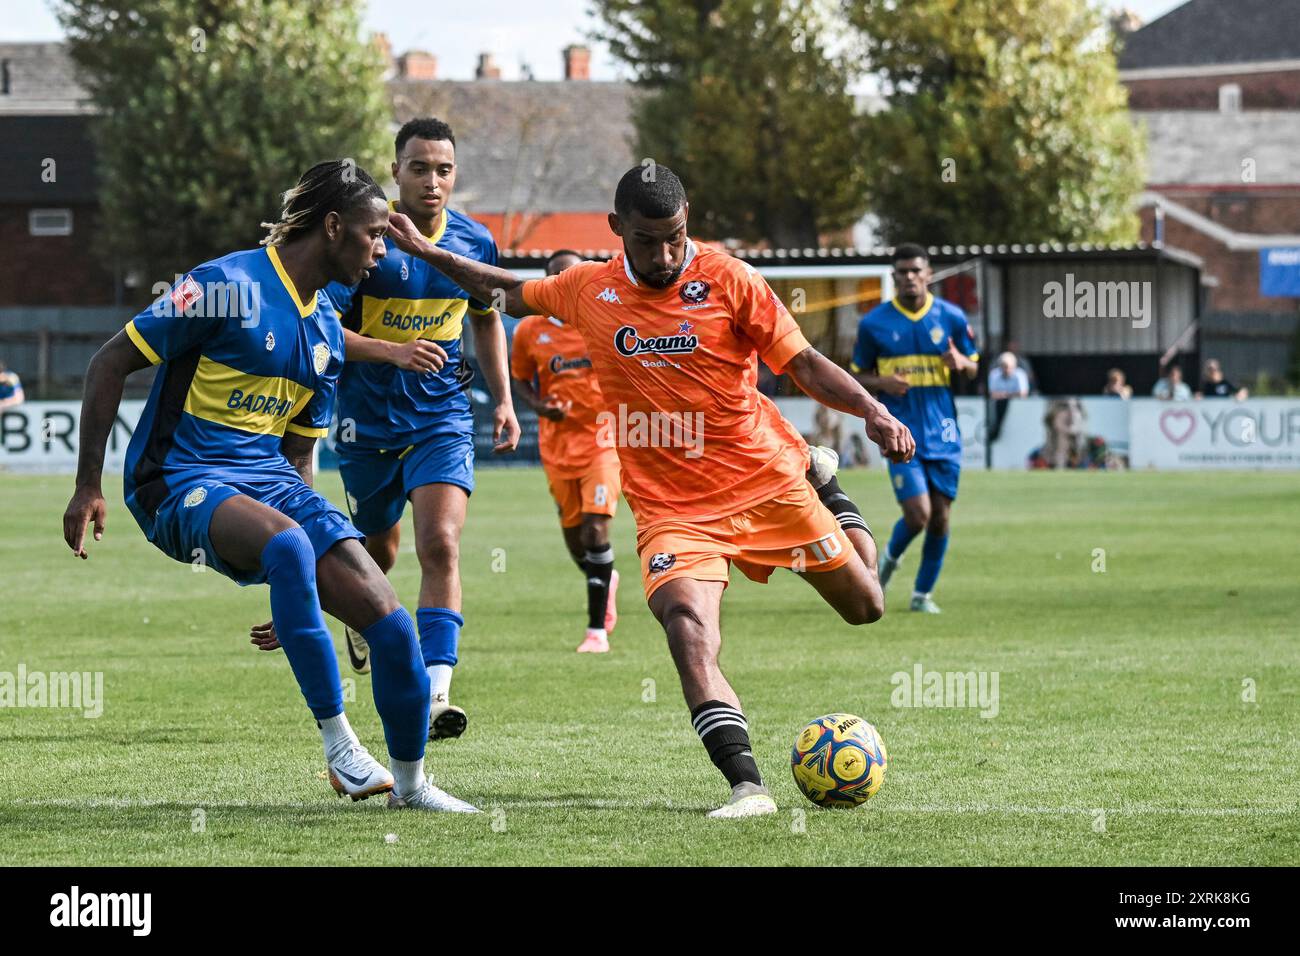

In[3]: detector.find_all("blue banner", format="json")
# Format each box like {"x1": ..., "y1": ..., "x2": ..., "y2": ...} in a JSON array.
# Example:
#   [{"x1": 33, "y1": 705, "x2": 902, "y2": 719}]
[{"x1": 1259, "y1": 247, "x2": 1300, "y2": 297}]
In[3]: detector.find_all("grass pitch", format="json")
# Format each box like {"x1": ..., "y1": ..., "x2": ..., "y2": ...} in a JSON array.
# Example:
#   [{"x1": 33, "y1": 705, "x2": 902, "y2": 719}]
[{"x1": 1, "y1": 467, "x2": 1297, "y2": 866}]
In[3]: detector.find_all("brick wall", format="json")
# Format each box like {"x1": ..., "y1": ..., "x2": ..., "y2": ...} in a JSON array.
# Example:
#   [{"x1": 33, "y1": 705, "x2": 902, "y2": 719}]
[
  {"x1": 1124, "y1": 69, "x2": 1300, "y2": 110},
  {"x1": 0, "y1": 203, "x2": 117, "y2": 306}
]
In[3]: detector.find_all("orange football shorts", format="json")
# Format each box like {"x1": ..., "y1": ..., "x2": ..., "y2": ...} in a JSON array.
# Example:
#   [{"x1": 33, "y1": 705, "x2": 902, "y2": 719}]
[
  {"x1": 545, "y1": 454, "x2": 621, "y2": 528},
  {"x1": 636, "y1": 480, "x2": 853, "y2": 599}
]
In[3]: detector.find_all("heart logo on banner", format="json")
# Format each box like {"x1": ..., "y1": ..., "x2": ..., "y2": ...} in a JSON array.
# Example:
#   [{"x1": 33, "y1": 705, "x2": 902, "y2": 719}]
[{"x1": 1159, "y1": 408, "x2": 1196, "y2": 445}]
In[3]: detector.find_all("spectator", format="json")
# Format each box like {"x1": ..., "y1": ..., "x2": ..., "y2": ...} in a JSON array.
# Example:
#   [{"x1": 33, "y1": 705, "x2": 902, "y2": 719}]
[
  {"x1": 986, "y1": 352, "x2": 1028, "y2": 443},
  {"x1": 987, "y1": 352, "x2": 1029, "y2": 399},
  {"x1": 0, "y1": 361, "x2": 24, "y2": 411},
  {"x1": 1197, "y1": 358, "x2": 1249, "y2": 401},
  {"x1": 1153, "y1": 364, "x2": 1191, "y2": 401},
  {"x1": 810, "y1": 403, "x2": 844, "y2": 460},
  {"x1": 1102, "y1": 368, "x2": 1132, "y2": 399},
  {"x1": 1003, "y1": 338, "x2": 1038, "y2": 393}
]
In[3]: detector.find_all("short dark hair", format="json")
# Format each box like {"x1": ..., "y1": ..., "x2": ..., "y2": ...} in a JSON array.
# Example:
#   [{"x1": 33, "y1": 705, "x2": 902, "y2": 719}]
[
  {"x1": 396, "y1": 117, "x2": 456, "y2": 157},
  {"x1": 259, "y1": 160, "x2": 385, "y2": 247},
  {"x1": 545, "y1": 249, "x2": 583, "y2": 275},
  {"x1": 893, "y1": 243, "x2": 929, "y2": 265},
  {"x1": 614, "y1": 164, "x2": 686, "y2": 219}
]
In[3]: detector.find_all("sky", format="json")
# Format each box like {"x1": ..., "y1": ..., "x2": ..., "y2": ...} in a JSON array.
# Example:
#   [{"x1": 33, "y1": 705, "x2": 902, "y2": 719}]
[{"x1": 3, "y1": 0, "x2": 1189, "y2": 81}]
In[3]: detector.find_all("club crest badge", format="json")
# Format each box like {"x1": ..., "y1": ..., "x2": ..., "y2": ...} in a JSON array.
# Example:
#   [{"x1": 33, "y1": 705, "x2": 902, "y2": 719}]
[
  {"x1": 265, "y1": 332, "x2": 275, "y2": 351},
  {"x1": 313, "y1": 343, "x2": 330, "y2": 374},
  {"x1": 649, "y1": 553, "x2": 676, "y2": 574},
  {"x1": 183, "y1": 487, "x2": 208, "y2": 508},
  {"x1": 680, "y1": 280, "x2": 710, "y2": 305},
  {"x1": 930, "y1": 326, "x2": 945, "y2": 345}
]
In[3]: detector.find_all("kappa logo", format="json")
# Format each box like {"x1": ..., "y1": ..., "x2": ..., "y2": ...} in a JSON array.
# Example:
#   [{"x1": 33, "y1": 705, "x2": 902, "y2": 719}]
[
  {"x1": 265, "y1": 331, "x2": 275, "y2": 351},
  {"x1": 313, "y1": 343, "x2": 330, "y2": 375},
  {"x1": 680, "y1": 280, "x2": 710, "y2": 305},
  {"x1": 183, "y1": 487, "x2": 208, "y2": 508},
  {"x1": 538, "y1": 333, "x2": 551, "y2": 344},
  {"x1": 648, "y1": 552, "x2": 676, "y2": 574},
  {"x1": 596, "y1": 287, "x2": 623, "y2": 304}
]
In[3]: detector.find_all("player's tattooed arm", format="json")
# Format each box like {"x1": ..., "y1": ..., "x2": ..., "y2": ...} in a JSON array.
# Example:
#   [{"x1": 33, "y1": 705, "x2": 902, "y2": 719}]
[
  {"x1": 785, "y1": 346, "x2": 916, "y2": 464},
  {"x1": 386, "y1": 211, "x2": 530, "y2": 318},
  {"x1": 62, "y1": 330, "x2": 152, "y2": 558},
  {"x1": 280, "y1": 432, "x2": 316, "y2": 487}
]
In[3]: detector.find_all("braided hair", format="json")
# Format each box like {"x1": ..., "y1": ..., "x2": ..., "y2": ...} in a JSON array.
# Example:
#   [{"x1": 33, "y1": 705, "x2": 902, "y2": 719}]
[{"x1": 260, "y1": 159, "x2": 385, "y2": 247}]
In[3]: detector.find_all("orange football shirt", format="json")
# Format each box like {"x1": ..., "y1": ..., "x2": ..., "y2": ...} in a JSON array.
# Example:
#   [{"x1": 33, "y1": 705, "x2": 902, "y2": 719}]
[
  {"x1": 521, "y1": 241, "x2": 811, "y2": 524},
  {"x1": 510, "y1": 313, "x2": 617, "y2": 478}
]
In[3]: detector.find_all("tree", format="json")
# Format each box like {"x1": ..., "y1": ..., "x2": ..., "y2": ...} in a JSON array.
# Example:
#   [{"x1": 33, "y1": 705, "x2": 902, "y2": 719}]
[
  {"x1": 590, "y1": 0, "x2": 870, "y2": 248},
  {"x1": 846, "y1": 0, "x2": 1145, "y2": 246},
  {"x1": 55, "y1": 0, "x2": 390, "y2": 292}
]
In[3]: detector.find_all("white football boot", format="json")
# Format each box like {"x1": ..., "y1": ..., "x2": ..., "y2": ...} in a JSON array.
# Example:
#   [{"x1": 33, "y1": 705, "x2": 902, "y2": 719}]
[
  {"x1": 806, "y1": 445, "x2": 840, "y2": 491},
  {"x1": 387, "y1": 779, "x2": 481, "y2": 813},
  {"x1": 327, "y1": 744, "x2": 394, "y2": 801},
  {"x1": 429, "y1": 693, "x2": 468, "y2": 740},
  {"x1": 343, "y1": 625, "x2": 370, "y2": 674},
  {"x1": 707, "y1": 781, "x2": 778, "y2": 819}
]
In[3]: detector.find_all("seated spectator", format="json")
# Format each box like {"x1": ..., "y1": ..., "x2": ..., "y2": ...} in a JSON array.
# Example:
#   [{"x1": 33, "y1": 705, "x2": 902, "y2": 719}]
[
  {"x1": 1102, "y1": 368, "x2": 1132, "y2": 399},
  {"x1": 1153, "y1": 364, "x2": 1191, "y2": 401},
  {"x1": 1197, "y1": 359, "x2": 1249, "y2": 401},
  {"x1": 0, "y1": 361, "x2": 24, "y2": 411},
  {"x1": 987, "y1": 352, "x2": 1029, "y2": 399}
]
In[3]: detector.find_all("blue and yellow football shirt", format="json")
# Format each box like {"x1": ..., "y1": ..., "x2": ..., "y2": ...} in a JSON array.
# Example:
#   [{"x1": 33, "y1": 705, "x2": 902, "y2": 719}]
[
  {"x1": 122, "y1": 246, "x2": 343, "y2": 525},
  {"x1": 326, "y1": 204, "x2": 498, "y2": 449},
  {"x1": 852, "y1": 293, "x2": 979, "y2": 462}
]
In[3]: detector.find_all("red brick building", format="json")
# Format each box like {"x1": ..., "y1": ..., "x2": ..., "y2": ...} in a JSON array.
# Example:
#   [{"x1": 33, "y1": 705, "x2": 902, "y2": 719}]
[
  {"x1": 1118, "y1": 0, "x2": 1300, "y2": 384},
  {"x1": 0, "y1": 43, "x2": 117, "y2": 307}
]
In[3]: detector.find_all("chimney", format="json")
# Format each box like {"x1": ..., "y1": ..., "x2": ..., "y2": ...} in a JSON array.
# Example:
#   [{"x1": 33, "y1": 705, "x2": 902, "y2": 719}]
[
  {"x1": 396, "y1": 50, "x2": 438, "y2": 81},
  {"x1": 372, "y1": 33, "x2": 395, "y2": 80},
  {"x1": 563, "y1": 44, "x2": 591, "y2": 81},
  {"x1": 476, "y1": 52, "x2": 501, "y2": 80}
]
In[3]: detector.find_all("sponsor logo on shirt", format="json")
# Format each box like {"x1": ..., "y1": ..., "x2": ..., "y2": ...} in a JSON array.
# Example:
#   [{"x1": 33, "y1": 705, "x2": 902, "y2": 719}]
[
  {"x1": 613, "y1": 324, "x2": 699, "y2": 358},
  {"x1": 225, "y1": 390, "x2": 296, "y2": 417},
  {"x1": 548, "y1": 354, "x2": 593, "y2": 373},
  {"x1": 381, "y1": 309, "x2": 453, "y2": 331}
]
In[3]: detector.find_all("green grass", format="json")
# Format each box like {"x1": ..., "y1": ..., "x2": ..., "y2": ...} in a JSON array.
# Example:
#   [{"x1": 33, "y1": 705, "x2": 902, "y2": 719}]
[{"x1": 1, "y1": 468, "x2": 1298, "y2": 866}]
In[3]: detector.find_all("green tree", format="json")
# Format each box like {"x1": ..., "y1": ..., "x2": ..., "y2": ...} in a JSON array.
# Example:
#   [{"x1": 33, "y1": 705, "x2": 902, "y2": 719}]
[
  {"x1": 846, "y1": 0, "x2": 1144, "y2": 246},
  {"x1": 591, "y1": 0, "x2": 870, "y2": 248},
  {"x1": 55, "y1": 0, "x2": 389, "y2": 292}
]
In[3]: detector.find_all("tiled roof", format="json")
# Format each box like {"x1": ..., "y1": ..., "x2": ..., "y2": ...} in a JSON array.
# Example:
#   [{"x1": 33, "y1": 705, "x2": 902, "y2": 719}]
[
  {"x1": 388, "y1": 79, "x2": 640, "y2": 214},
  {"x1": 1118, "y1": 0, "x2": 1300, "y2": 71},
  {"x1": 0, "y1": 42, "x2": 91, "y2": 115}
]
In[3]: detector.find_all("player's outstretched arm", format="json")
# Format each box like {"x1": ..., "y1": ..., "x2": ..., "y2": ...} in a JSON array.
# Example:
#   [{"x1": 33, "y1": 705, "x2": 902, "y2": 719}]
[
  {"x1": 386, "y1": 212, "x2": 530, "y2": 318},
  {"x1": 343, "y1": 327, "x2": 448, "y2": 372},
  {"x1": 785, "y1": 346, "x2": 915, "y2": 464},
  {"x1": 62, "y1": 330, "x2": 152, "y2": 558}
]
